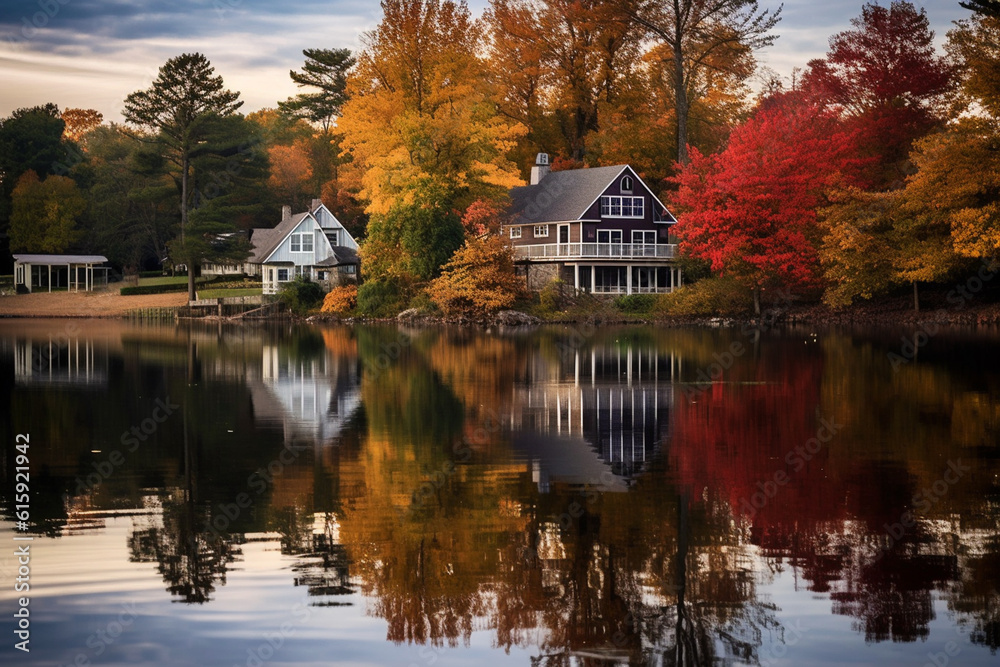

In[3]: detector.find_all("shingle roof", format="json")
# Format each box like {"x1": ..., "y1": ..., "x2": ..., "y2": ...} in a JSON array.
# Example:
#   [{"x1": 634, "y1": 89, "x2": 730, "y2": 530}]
[
  {"x1": 509, "y1": 165, "x2": 628, "y2": 224},
  {"x1": 315, "y1": 246, "x2": 359, "y2": 267},
  {"x1": 249, "y1": 213, "x2": 310, "y2": 263}
]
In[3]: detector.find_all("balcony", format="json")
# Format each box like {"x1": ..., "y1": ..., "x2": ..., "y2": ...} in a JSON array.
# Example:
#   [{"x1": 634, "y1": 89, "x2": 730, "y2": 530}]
[{"x1": 513, "y1": 243, "x2": 678, "y2": 261}]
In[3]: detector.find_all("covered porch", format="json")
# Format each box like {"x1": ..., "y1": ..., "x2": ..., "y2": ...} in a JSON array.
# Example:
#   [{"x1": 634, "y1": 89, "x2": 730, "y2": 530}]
[
  {"x1": 570, "y1": 263, "x2": 683, "y2": 295},
  {"x1": 13, "y1": 254, "x2": 110, "y2": 293}
]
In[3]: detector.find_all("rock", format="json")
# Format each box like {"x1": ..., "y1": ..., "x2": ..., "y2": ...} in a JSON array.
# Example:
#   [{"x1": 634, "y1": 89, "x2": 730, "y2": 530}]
[{"x1": 492, "y1": 310, "x2": 541, "y2": 327}]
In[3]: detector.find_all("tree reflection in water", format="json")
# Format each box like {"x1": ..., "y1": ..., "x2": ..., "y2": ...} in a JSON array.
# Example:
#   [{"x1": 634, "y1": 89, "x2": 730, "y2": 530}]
[{"x1": 17, "y1": 322, "x2": 997, "y2": 662}]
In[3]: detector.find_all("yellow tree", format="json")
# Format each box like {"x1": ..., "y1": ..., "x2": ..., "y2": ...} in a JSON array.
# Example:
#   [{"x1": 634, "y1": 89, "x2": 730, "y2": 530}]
[{"x1": 338, "y1": 0, "x2": 525, "y2": 216}]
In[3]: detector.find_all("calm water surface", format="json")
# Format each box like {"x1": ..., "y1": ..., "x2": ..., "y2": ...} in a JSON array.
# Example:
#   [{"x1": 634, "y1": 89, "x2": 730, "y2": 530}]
[{"x1": 0, "y1": 319, "x2": 997, "y2": 666}]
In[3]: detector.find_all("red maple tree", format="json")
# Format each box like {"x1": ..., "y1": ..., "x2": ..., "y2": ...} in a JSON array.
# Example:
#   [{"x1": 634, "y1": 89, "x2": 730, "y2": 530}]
[
  {"x1": 801, "y1": 0, "x2": 954, "y2": 187},
  {"x1": 670, "y1": 93, "x2": 864, "y2": 312}
]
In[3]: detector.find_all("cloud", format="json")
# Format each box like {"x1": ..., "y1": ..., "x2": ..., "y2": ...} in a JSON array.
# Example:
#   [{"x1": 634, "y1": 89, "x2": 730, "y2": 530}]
[{"x1": 0, "y1": 0, "x2": 976, "y2": 122}]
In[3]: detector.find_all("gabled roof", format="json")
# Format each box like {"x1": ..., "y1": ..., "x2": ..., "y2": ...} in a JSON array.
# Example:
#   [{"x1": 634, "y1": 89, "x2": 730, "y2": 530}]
[
  {"x1": 508, "y1": 165, "x2": 675, "y2": 224},
  {"x1": 249, "y1": 212, "x2": 311, "y2": 264}
]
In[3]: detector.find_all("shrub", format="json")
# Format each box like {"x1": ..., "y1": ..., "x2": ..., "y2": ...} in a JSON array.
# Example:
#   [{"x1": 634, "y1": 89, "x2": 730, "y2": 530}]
[
  {"x1": 655, "y1": 276, "x2": 754, "y2": 316},
  {"x1": 613, "y1": 294, "x2": 657, "y2": 314},
  {"x1": 426, "y1": 237, "x2": 522, "y2": 316},
  {"x1": 539, "y1": 279, "x2": 566, "y2": 313},
  {"x1": 278, "y1": 276, "x2": 325, "y2": 315},
  {"x1": 321, "y1": 284, "x2": 358, "y2": 315},
  {"x1": 120, "y1": 283, "x2": 189, "y2": 296},
  {"x1": 357, "y1": 277, "x2": 412, "y2": 317}
]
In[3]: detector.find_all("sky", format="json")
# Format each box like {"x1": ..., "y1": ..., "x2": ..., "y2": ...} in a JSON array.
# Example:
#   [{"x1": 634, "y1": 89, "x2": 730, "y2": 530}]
[{"x1": 0, "y1": 0, "x2": 974, "y2": 123}]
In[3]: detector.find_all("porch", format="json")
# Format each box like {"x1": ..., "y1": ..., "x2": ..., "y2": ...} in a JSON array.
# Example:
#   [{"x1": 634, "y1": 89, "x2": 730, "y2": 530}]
[
  {"x1": 513, "y1": 242, "x2": 678, "y2": 261},
  {"x1": 571, "y1": 264, "x2": 683, "y2": 295},
  {"x1": 13, "y1": 254, "x2": 110, "y2": 293}
]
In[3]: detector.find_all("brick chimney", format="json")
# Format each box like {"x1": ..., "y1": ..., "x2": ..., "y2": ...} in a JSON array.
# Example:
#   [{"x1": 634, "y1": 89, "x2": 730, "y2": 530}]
[
  {"x1": 530, "y1": 153, "x2": 550, "y2": 185},
  {"x1": 281, "y1": 205, "x2": 291, "y2": 221}
]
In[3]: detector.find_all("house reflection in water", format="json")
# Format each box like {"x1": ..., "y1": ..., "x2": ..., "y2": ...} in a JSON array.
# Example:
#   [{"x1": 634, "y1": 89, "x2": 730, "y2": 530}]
[
  {"x1": 249, "y1": 339, "x2": 361, "y2": 448},
  {"x1": 510, "y1": 344, "x2": 678, "y2": 491},
  {"x1": 12, "y1": 334, "x2": 108, "y2": 386}
]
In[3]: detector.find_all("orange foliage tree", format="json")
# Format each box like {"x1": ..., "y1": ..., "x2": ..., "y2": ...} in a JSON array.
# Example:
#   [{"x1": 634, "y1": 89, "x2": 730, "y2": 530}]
[
  {"x1": 267, "y1": 141, "x2": 313, "y2": 209},
  {"x1": 61, "y1": 108, "x2": 103, "y2": 142},
  {"x1": 321, "y1": 284, "x2": 358, "y2": 314},
  {"x1": 426, "y1": 236, "x2": 523, "y2": 316}
]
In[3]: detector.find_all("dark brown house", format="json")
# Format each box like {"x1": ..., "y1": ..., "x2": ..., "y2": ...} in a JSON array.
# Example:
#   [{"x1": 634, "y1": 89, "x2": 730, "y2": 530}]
[{"x1": 506, "y1": 154, "x2": 683, "y2": 295}]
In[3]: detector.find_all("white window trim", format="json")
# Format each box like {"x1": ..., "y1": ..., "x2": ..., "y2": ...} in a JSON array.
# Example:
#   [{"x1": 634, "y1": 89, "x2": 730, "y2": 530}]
[
  {"x1": 290, "y1": 232, "x2": 314, "y2": 253},
  {"x1": 533, "y1": 225, "x2": 550, "y2": 238},
  {"x1": 601, "y1": 196, "x2": 644, "y2": 219},
  {"x1": 632, "y1": 230, "x2": 655, "y2": 244},
  {"x1": 509, "y1": 227, "x2": 522, "y2": 239},
  {"x1": 597, "y1": 229, "x2": 623, "y2": 244},
  {"x1": 277, "y1": 268, "x2": 290, "y2": 282},
  {"x1": 621, "y1": 176, "x2": 633, "y2": 193}
]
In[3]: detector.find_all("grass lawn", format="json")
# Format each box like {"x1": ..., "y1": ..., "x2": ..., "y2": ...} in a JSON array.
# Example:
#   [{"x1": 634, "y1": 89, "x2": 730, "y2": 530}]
[
  {"x1": 197, "y1": 288, "x2": 262, "y2": 299},
  {"x1": 137, "y1": 276, "x2": 201, "y2": 287}
]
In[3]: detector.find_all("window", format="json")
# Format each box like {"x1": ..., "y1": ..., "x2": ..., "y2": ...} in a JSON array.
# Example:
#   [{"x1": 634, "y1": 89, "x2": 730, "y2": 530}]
[
  {"x1": 277, "y1": 269, "x2": 289, "y2": 282},
  {"x1": 632, "y1": 230, "x2": 655, "y2": 244},
  {"x1": 290, "y1": 233, "x2": 313, "y2": 253},
  {"x1": 621, "y1": 175, "x2": 633, "y2": 192},
  {"x1": 600, "y1": 196, "x2": 644, "y2": 218},
  {"x1": 509, "y1": 227, "x2": 522, "y2": 239},
  {"x1": 534, "y1": 225, "x2": 550, "y2": 238}
]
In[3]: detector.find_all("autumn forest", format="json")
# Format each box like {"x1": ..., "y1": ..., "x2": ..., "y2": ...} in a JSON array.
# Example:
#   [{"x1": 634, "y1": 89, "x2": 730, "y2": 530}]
[{"x1": 0, "y1": 0, "x2": 998, "y2": 316}]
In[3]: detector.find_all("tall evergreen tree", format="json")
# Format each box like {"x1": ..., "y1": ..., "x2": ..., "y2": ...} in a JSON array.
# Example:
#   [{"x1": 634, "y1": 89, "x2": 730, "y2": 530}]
[
  {"x1": 123, "y1": 53, "x2": 245, "y2": 299},
  {"x1": 278, "y1": 48, "x2": 355, "y2": 132}
]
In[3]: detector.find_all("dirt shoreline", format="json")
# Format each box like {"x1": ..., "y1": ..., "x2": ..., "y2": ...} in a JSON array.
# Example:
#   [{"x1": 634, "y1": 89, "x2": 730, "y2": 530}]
[
  {"x1": 2, "y1": 288, "x2": 1000, "y2": 327},
  {"x1": 0, "y1": 290, "x2": 189, "y2": 318}
]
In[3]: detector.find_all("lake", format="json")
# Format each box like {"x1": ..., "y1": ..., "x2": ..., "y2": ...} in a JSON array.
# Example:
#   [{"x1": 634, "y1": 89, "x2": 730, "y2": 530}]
[{"x1": 0, "y1": 319, "x2": 997, "y2": 666}]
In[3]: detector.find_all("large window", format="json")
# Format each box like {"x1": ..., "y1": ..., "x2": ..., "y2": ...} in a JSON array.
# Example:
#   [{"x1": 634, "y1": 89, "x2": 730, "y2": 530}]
[
  {"x1": 632, "y1": 230, "x2": 655, "y2": 244},
  {"x1": 601, "y1": 196, "x2": 644, "y2": 219},
  {"x1": 534, "y1": 225, "x2": 550, "y2": 238},
  {"x1": 509, "y1": 227, "x2": 522, "y2": 239},
  {"x1": 597, "y1": 230, "x2": 623, "y2": 244},
  {"x1": 290, "y1": 233, "x2": 313, "y2": 253}
]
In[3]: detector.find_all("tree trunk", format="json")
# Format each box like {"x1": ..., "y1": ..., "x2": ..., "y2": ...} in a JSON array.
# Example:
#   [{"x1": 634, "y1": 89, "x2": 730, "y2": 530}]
[
  {"x1": 913, "y1": 281, "x2": 920, "y2": 313},
  {"x1": 181, "y1": 152, "x2": 197, "y2": 302},
  {"x1": 673, "y1": 40, "x2": 689, "y2": 165},
  {"x1": 753, "y1": 286, "x2": 761, "y2": 317}
]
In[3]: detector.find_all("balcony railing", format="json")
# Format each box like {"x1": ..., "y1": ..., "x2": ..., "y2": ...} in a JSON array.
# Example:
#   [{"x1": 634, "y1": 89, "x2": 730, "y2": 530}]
[{"x1": 513, "y1": 243, "x2": 678, "y2": 261}]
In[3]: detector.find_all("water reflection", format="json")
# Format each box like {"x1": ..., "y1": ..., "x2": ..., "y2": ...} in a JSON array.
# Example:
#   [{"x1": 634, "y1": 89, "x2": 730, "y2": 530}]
[{"x1": 0, "y1": 321, "x2": 997, "y2": 666}]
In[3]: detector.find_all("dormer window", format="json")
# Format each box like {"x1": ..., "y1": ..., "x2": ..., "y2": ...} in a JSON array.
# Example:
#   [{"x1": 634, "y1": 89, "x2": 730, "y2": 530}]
[{"x1": 621, "y1": 175, "x2": 633, "y2": 193}]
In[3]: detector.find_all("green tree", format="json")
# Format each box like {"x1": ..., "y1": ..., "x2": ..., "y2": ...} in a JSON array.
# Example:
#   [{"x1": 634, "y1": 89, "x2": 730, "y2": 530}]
[
  {"x1": 9, "y1": 170, "x2": 85, "y2": 253},
  {"x1": 123, "y1": 53, "x2": 244, "y2": 299},
  {"x1": 278, "y1": 48, "x2": 355, "y2": 133},
  {"x1": 75, "y1": 125, "x2": 177, "y2": 270},
  {"x1": 0, "y1": 104, "x2": 73, "y2": 257}
]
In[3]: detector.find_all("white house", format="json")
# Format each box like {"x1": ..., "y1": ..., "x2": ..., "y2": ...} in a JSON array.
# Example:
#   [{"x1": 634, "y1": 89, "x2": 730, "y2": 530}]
[{"x1": 247, "y1": 199, "x2": 360, "y2": 295}]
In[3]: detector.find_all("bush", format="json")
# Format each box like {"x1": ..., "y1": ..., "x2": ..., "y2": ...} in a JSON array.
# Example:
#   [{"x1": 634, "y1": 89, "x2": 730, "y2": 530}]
[
  {"x1": 655, "y1": 276, "x2": 754, "y2": 316},
  {"x1": 613, "y1": 294, "x2": 657, "y2": 314},
  {"x1": 357, "y1": 277, "x2": 412, "y2": 317},
  {"x1": 278, "y1": 276, "x2": 325, "y2": 315},
  {"x1": 321, "y1": 284, "x2": 358, "y2": 315},
  {"x1": 426, "y1": 236, "x2": 522, "y2": 316},
  {"x1": 120, "y1": 283, "x2": 190, "y2": 296},
  {"x1": 539, "y1": 279, "x2": 566, "y2": 313}
]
